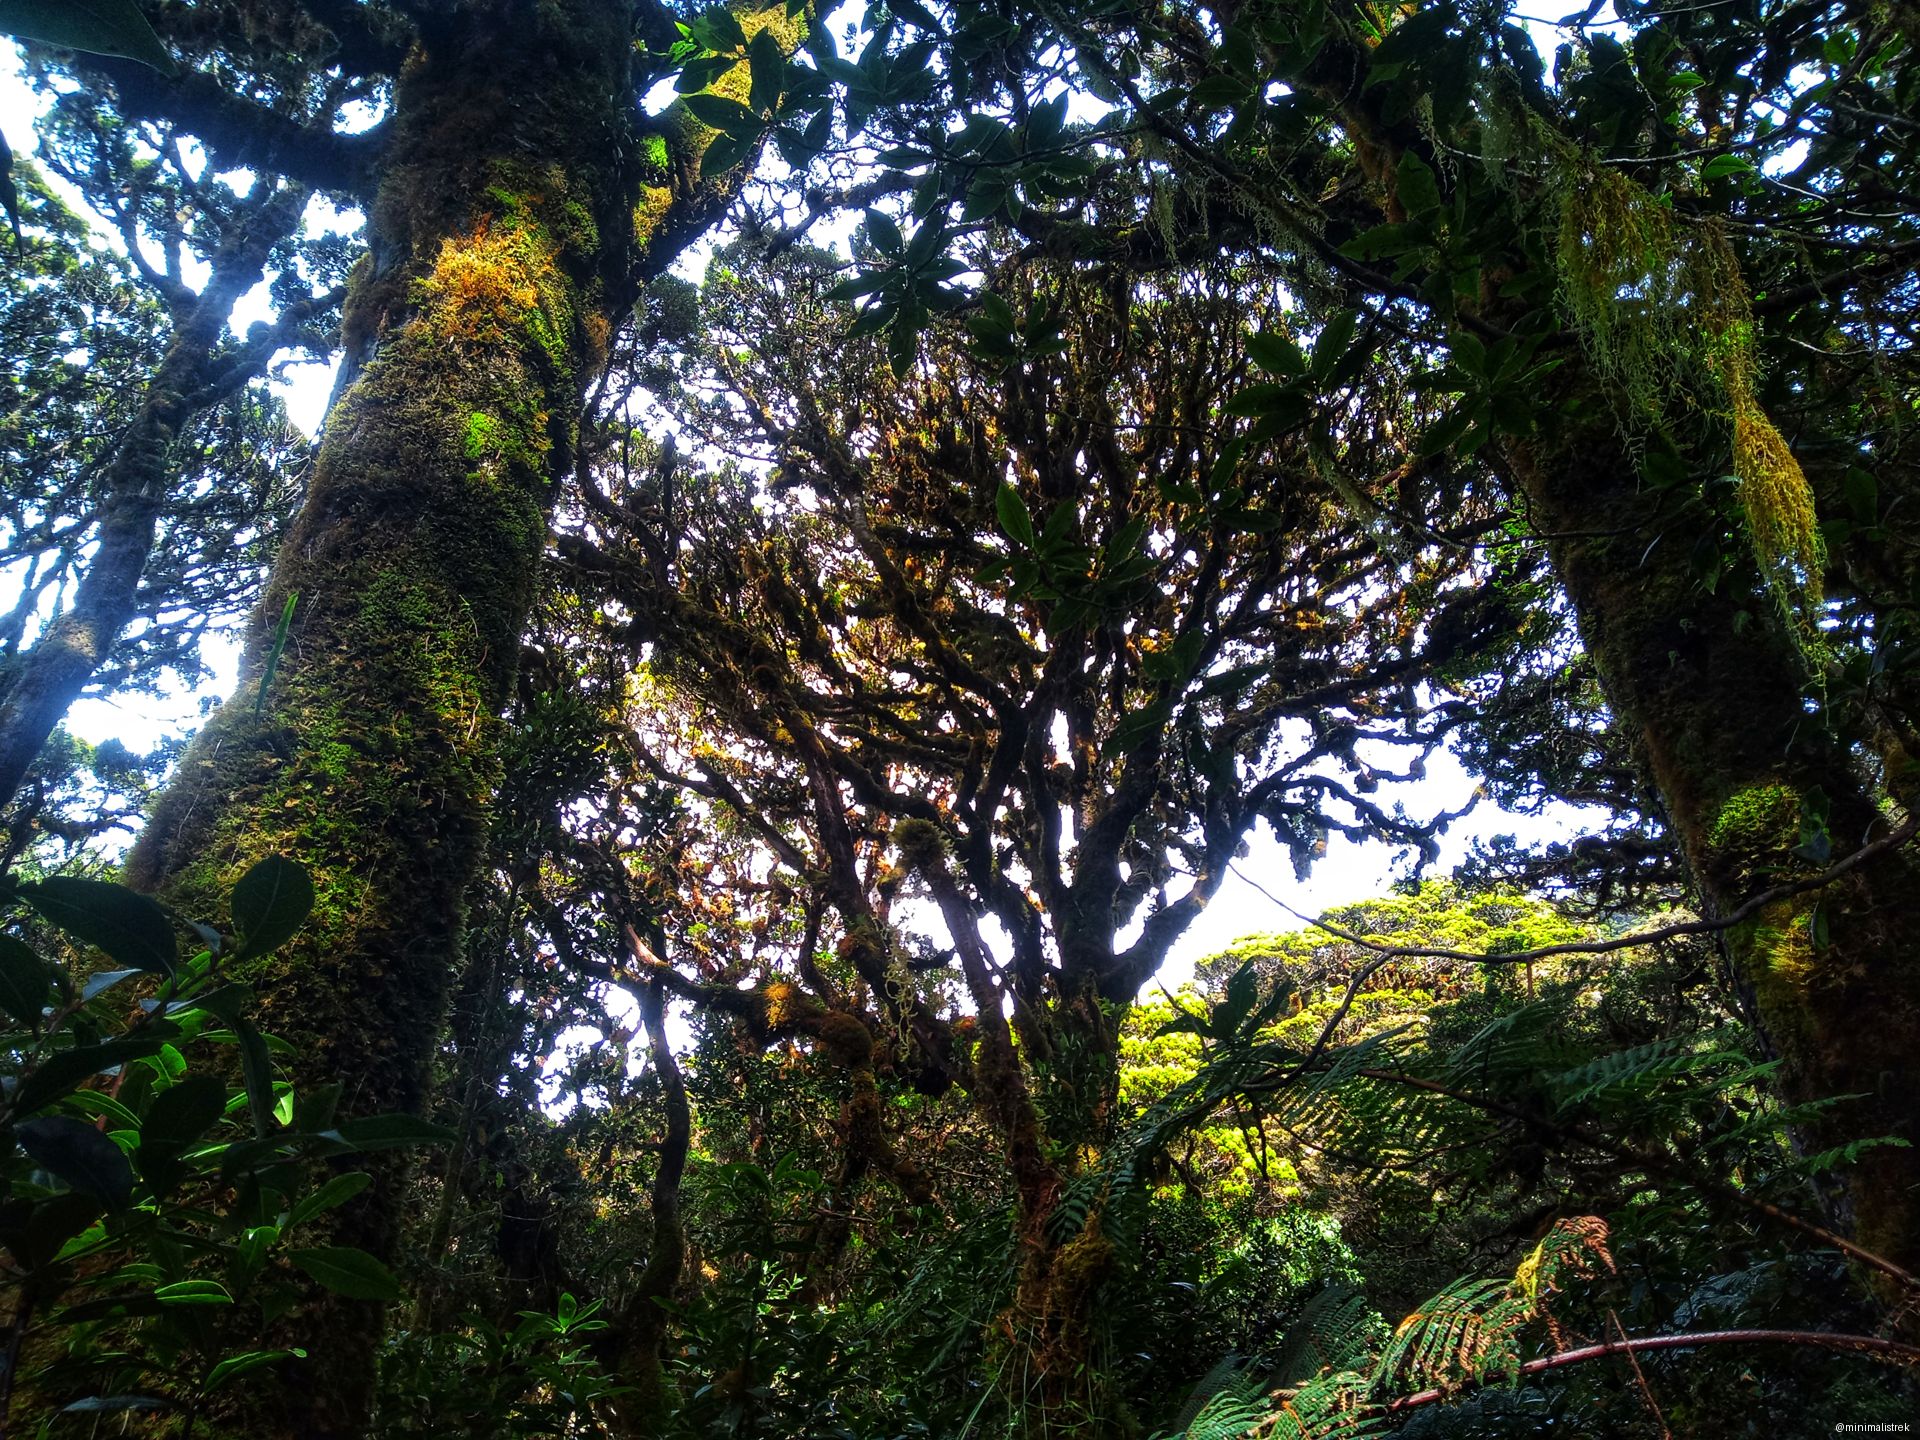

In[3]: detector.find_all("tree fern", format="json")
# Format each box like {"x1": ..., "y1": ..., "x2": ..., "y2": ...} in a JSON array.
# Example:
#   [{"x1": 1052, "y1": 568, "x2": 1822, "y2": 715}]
[
  {"x1": 1270, "y1": 1286, "x2": 1387, "y2": 1388},
  {"x1": 1372, "y1": 1278, "x2": 1527, "y2": 1393},
  {"x1": 1164, "y1": 1218, "x2": 1624, "y2": 1439}
]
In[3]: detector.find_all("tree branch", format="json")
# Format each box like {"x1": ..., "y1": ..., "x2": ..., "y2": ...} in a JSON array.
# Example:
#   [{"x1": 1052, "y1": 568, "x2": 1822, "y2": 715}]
[{"x1": 89, "y1": 56, "x2": 382, "y2": 198}]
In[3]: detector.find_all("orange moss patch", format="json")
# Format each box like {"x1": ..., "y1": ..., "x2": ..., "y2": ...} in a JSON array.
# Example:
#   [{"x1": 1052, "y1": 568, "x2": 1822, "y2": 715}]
[{"x1": 419, "y1": 220, "x2": 566, "y2": 355}]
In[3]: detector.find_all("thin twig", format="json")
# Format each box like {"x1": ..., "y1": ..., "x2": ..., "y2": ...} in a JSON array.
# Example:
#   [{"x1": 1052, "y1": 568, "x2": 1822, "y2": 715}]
[
  {"x1": 1381, "y1": 1328, "x2": 1920, "y2": 1415},
  {"x1": 1229, "y1": 816, "x2": 1918, "y2": 970}
]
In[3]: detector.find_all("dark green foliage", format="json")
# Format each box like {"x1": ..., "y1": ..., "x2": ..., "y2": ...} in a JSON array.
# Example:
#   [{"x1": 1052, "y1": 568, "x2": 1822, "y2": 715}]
[
  {"x1": 2, "y1": 0, "x2": 1918, "y2": 1433},
  {"x1": 0, "y1": 857, "x2": 450, "y2": 1427}
]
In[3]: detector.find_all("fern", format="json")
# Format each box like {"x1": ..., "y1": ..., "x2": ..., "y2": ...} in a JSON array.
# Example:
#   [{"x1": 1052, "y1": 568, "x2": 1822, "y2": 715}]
[
  {"x1": 1270, "y1": 1287, "x2": 1386, "y2": 1388},
  {"x1": 1169, "y1": 1219, "x2": 1622, "y2": 1438},
  {"x1": 1171, "y1": 1369, "x2": 1265, "y2": 1440},
  {"x1": 1373, "y1": 1277, "x2": 1527, "y2": 1393},
  {"x1": 1257, "y1": 1371, "x2": 1388, "y2": 1440}
]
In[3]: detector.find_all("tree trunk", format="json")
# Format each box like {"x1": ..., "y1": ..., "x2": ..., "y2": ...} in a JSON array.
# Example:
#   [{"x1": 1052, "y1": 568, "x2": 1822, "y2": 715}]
[
  {"x1": 123, "y1": 3, "x2": 642, "y2": 1431},
  {"x1": 0, "y1": 190, "x2": 304, "y2": 808},
  {"x1": 1307, "y1": 49, "x2": 1920, "y2": 1296},
  {"x1": 610, "y1": 977, "x2": 690, "y2": 1436},
  {"x1": 1500, "y1": 397, "x2": 1920, "y2": 1289}
]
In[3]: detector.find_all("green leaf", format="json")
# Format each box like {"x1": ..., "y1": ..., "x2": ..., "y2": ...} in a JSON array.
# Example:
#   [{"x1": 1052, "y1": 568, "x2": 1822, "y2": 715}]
[
  {"x1": 692, "y1": 4, "x2": 746, "y2": 51},
  {"x1": 294, "y1": 1081, "x2": 341, "y2": 1135},
  {"x1": 1700, "y1": 153, "x2": 1757, "y2": 182},
  {"x1": 325, "y1": 1114, "x2": 456, "y2": 1151},
  {"x1": 18, "y1": 877, "x2": 176, "y2": 977},
  {"x1": 1310, "y1": 310, "x2": 1360, "y2": 383},
  {"x1": 864, "y1": 207, "x2": 903, "y2": 257},
  {"x1": 17, "y1": 1117, "x2": 134, "y2": 1209},
  {"x1": 15, "y1": 1036, "x2": 172, "y2": 1117},
  {"x1": 748, "y1": 28, "x2": 784, "y2": 113},
  {"x1": 288, "y1": 1246, "x2": 403, "y2": 1302},
  {"x1": 683, "y1": 92, "x2": 761, "y2": 137},
  {"x1": 80, "y1": 968, "x2": 140, "y2": 1004},
  {"x1": 1418, "y1": 406, "x2": 1473, "y2": 457},
  {"x1": 255, "y1": 591, "x2": 296, "y2": 717},
  {"x1": 204, "y1": 1350, "x2": 305, "y2": 1392},
  {"x1": 1339, "y1": 221, "x2": 1423, "y2": 262},
  {"x1": 1209, "y1": 437, "x2": 1248, "y2": 496},
  {"x1": 154, "y1": 1280, "x2": 232, "y2": 1306},
  {"x1": 229, "y1": 857, "x2": 313, "y2": 959},
  {"x1": 166, "y1": 981, "x2": 252, "y2": 1026},
  {"x1": 57, "y1": 1089, "x2": 141, "y2": 1132},
  {"x1": 1246, "y1": 331, "x2": 1306, "y2": 378},
  {"x1": 995, "y1": 482, "x2": 1036, "y2": 549},
  {"x1": 59, "y1": 1396, "x2": 173, "y2": 1416},
  {"x1": 7, "y1": 1192, "x2": 101, "y2": 1270},
  {"x1": 1189, "y1": 74, "x2": 1250, "y2": 107},
  {"x1": 1395, "y1": 150, "x2": 1443, "y2": 219},
  {"x1": 977, "y1": 292, "x2": 1017, "y2": 336},
  {"x1": 0, "y1": 0, "x2": 177, "y2": 73},
  {"x1": 290, "y1": 1172, "x2": 373, "y2": 1228},
  {"x1": 673, "y1": 53, "x2": 733, "y2": 93},
  {"x1": 700, "y1": 126, "x2": 757, "y2": 181},
  {"x1": 887, "y1": 314, "x2": 917, "y2": 378},
  {"x1": 0, "y1": 935, "x2": 59, "y2": 1027},
  {"x1": 232, "y1": 1018, "x2": 276, "y2": 1138},
  {"x1": 1223, "y1": 382, "x2": 1302, "y2": 419},
  {"x1": 140, "y1": 1074, "x2": 228, "y2": 1157},
  {"x1": 1218, "y1": 960, "x2": 1259, "y2": 1033}
]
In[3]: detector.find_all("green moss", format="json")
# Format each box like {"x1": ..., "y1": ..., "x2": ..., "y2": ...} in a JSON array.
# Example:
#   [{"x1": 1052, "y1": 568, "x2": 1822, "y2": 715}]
[
  {"x1": 463, "y1": 411, "x2": 499, "y2": 460},
  {"x1": 1706, "y1": 782, "x2": 1800, "y2": 884}
]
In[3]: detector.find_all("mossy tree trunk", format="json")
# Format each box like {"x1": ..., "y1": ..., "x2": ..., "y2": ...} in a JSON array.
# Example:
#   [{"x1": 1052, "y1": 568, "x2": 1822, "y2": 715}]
[
  {"x1": 1305, "y1": 47, "x2": 1920, "y2": 1296},
  {"x1": 121, "y1": 3, "x2": 652, "y2": 1432},
  {"x1": 1500, "y1": 398, "x2": 1920, "y2": 1288}
]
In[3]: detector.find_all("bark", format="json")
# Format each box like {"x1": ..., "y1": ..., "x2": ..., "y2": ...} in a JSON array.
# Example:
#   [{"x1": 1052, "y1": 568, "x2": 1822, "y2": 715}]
[
  {"x1": 1296, "y1": 40, "x2": 1920, "y2": 1300},
  {"x1": 1500, "y1": 392, "x2": 1920, "y2": 1289},
  {"x1": 611, "y1": 977, "x2": 690, "y2": 1435},
  {"x1": 0, "y1": 188, "x2": 306, "y2": 809},
  {"x1": 122, "y1": 3, "x2": 648, "y2": 1431}
]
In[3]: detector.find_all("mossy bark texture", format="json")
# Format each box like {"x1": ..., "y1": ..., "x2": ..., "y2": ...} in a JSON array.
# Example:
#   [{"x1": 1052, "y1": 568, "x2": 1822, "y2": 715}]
[
  {"x1": 125, "y1": 3, "x2": 639, "y2": 1432},
  {"x1": 1317, "y1": 43, "x2": 1920, "y2": 1296},
  {"x1": 1503, "y1": 398, "x2": 1920, "y2": 1289}
]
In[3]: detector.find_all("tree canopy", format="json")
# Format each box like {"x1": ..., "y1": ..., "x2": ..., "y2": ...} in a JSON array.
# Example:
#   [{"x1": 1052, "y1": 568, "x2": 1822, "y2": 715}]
[{"x1": 0, "y1": 0, "x2": 1915, "y2": 1436}]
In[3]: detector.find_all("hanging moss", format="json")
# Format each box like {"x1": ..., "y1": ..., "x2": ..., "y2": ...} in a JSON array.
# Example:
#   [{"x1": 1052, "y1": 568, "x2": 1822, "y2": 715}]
[
  {"x1": 1551, "y1": 158, "x2": 1823, "y2": 615},
  {"x1": 1553, "y1": 161, "x2": 1687, "y2": 416}
]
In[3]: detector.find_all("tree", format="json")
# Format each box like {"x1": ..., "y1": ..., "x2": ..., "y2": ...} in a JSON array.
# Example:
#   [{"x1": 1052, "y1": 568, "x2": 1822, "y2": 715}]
[
  {"x1": 4, "y1": 0, "x2": 816, "y2": 1430},
  {"x1": 0, "y1": 31, "x2": 347, "y2": 809},
  {"x1": 0, "y1": 142, "x2": 322, "y2": 812},
  {"x1": 530, "y1": 243, "x2": 1526, "y2": 1426},
  {"x1": 4, "y1": 0, "x2": 1917, "y2": 1430},
  {"x1": 796, "y1": 0, "x2": 1920, "y2": 1284}
]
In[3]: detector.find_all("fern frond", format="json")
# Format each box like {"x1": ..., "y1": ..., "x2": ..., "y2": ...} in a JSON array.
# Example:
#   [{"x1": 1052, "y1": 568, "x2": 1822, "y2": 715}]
[
  {"x1": 1176, "y1": 1372, "x2": 1265, "y2": 1440},
  {"x1": 1256, "y1": 1370, "x2": 1387, "y2": 1440},
  {"x1": 1271, "y1": 1286, "x2": 1388, "y2": 1388},
  {"x1": 1372, "y1": 1277, "x2": 1526, "y2": 1393}
]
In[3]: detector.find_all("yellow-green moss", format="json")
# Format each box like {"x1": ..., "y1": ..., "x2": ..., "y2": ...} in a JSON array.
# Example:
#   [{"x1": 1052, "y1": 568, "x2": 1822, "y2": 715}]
[
  {"x1": 463, "y1": 411, "x2": 500, "y2": 460},
  {"x1": 1551, "y1": 161, "x2": 1822, "y2": 615}
]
